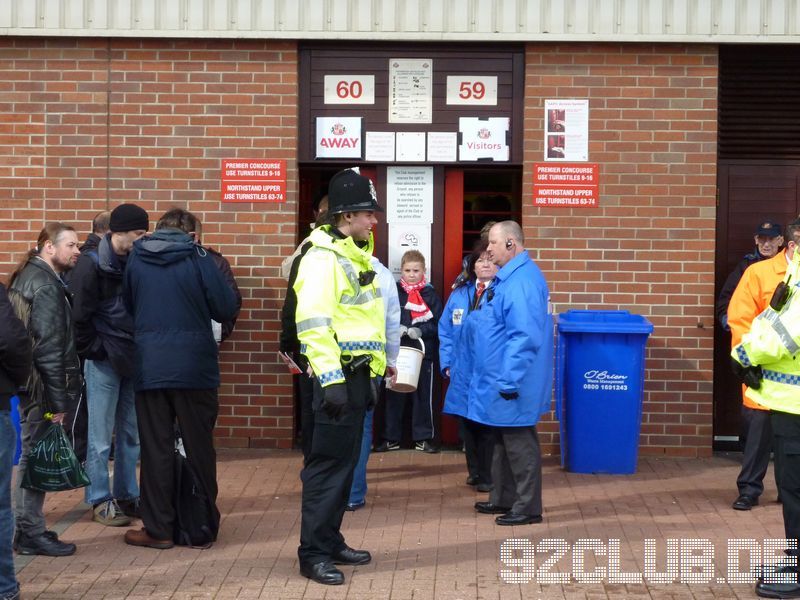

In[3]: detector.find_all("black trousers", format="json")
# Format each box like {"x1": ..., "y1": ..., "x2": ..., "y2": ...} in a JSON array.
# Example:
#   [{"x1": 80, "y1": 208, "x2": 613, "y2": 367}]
[
  {"x1": 298, "y1": 373, "x2": 317, "y2": 464},
  {"x1": 461, "y1": 417, "x2": 494, "y2": 485},
  {"x1": 737, "y1": 405, "x2": 777, "y2": 498},
  {"x1": 298, "y1": 366, "x2": 369, "y2": 566},
  {"x1": 384, "y1": 359, "x2": 434, "y2": 443},
  {"x1": 489, "y1": 426, "x2": 543, "y2": 517},
  {"x1": 135, "y1": 388, "x2": 220, "y2": 541},
  {"x1": 771, "y1": 411, "x2": 800, "y2": 545}
]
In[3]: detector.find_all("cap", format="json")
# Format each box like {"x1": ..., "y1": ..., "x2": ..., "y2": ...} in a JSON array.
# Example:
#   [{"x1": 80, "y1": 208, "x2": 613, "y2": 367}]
[
  {"x1": 109, "y1": 203, "x2": 149, "y2": 233},
  {"x1": 754, "y1": 221, "x2": 782, "y2": 238},
  {"x1": 327, "y1": 169, "x2": 383, "y2": 215}
]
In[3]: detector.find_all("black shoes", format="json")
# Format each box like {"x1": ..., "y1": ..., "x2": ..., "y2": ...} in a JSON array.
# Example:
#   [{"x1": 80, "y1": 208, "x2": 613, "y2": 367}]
[
  {"x1": 755, "y1": 580, "x2": 800, "y2": 598},
  {"x1": 466, "y1": 475, "x2": 479, "y2": 486},
  {"x1": 15, "y1": 530, "x2": 76, "y2": 556},
  {"x1": 476, "y1": 482, "x2": 494, "y2": 493},
  {"x1": 414, "y1": 440, "x2": 440, "y2": 453},
  {"x1": 733, "y1": 494, "x2": 759, "y2": 511},
  {"x1": 374, "y1": 441, "x2": 400, "y2": 452},
  {"x1": 495, "y1": 513, "x2": 543, "y2": 526},
  {"x1": 474, "y1": 501, "x2": 511, "y2": 514},
  {"x1": 300, "y1": 561, "x2": 345, "y2": 585},
  {"x1": 345, "y1": 500, "x2": 366, "y2": 511},
  {"x1": 332, "y1": 545, "x2": 372, "y2": 566}
]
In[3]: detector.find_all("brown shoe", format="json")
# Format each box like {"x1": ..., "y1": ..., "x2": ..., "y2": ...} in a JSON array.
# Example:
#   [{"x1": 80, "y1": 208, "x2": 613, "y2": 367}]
[{"x1": 124, "y1": 528, "x2": 174, "y2": 550}]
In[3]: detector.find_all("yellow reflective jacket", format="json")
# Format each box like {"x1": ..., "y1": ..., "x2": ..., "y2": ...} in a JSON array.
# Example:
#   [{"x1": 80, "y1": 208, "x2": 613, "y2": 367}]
[
  {"x1": 732, "y1": 253, "x2": 800, "y2": 415},
  {"x1": 293, "y1": 225, "x2": 386, "y2": 387}
]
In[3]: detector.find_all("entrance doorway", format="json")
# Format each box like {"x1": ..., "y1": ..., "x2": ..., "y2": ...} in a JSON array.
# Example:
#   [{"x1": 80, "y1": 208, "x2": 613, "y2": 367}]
[{"x1": 293, "y1": 165, "x2": 521, "y2": 448}]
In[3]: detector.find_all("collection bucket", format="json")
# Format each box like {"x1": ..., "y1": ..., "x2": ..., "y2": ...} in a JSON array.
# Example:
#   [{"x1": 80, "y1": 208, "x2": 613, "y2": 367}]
[{"x1": 391, "y1": 338, "x2": 425, "y2": 393}]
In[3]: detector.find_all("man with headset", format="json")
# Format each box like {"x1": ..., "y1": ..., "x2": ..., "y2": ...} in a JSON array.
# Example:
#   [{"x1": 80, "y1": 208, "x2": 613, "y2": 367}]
[{"x1": 469, "y1": 221, "x2": 554, "y2": 526}]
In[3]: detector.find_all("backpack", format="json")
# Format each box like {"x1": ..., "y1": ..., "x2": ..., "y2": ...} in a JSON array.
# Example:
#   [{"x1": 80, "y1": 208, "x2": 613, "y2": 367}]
[{"x1": 173, "y1": 431, "x2": 219, "y2": 548}]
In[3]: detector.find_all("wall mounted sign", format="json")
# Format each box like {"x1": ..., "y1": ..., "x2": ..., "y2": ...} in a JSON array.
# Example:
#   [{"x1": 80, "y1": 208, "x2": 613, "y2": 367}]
[
  {"x1": 386, "y1": 166, "x2": 434, "y2": 224},
  {"x1": 389, "y1": 59, "x2": 433, "y2": 124},
  {"x1": 544, "y1": 99, "x2": 589, "y2": 162},
  {"x1": 446, "y1": 75, "x2": 498, "y2": 105},
  {"x1": 387, "y1": 223, "x2": 433, "y2": 281},
  {"x1": 533, "y1": 163, "x2": 599, "y2": 208},
  {"x1": 221, "y1": 159, "x2": 287, "y2": 203},
  {"x1": 324, "y1": 75, "x2": 375, "y2": 104},
  {"x1": 458, "y1": 117, "x2": 509, "y2": 161},
  {"x1": 365, "y1": 131, "x2": 395, "y2": 161},
  {"x1": 315, "y1": 117, "x2": 362, "y2": 158}
]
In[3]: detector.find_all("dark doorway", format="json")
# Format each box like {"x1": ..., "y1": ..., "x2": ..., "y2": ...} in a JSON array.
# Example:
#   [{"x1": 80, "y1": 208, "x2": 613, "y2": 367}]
[{"x1": 714, "y1": 45, "x2": 800, "y2": 449}]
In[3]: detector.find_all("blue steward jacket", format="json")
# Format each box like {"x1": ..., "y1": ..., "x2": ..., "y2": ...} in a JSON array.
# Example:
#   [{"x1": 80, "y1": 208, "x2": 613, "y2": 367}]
[{"x1": 461, "y1": 251, "x2": 553, "y2": 427}]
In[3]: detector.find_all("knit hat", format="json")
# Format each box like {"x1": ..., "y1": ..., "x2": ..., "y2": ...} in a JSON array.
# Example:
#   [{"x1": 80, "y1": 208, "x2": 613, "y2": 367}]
[
  {"x1": 327, "y1": 169, "x2": 383, "y2": 215},
  {"x1": 109, "y1": 204, "x2": 149, "y2": 233}
]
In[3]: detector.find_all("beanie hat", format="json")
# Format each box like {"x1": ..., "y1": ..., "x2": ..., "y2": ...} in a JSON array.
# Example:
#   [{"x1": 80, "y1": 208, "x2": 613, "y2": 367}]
[
  {"x1": 109, "y1": 204, "x2": 149, "y2": 233},
  {"x1": 327, "y1": 169, "x2": 383, "y2": 215}
]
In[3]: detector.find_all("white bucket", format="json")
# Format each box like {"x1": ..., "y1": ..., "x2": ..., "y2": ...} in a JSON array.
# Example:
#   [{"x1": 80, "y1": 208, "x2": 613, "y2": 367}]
[{"x1": 391, "y1": 339, "x2": 425, "y2": 393}]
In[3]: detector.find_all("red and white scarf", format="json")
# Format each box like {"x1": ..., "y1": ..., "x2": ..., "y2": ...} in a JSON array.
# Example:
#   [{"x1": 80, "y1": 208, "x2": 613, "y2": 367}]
[{"x1": 400, "y1": 278, "x2": 433, "y2": 324}]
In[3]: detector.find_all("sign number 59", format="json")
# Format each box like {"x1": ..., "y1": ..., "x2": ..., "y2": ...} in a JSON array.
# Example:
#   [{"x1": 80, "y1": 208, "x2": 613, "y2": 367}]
[{"x1": 447, "y1": 75, "x2": 498, "y2": 105}]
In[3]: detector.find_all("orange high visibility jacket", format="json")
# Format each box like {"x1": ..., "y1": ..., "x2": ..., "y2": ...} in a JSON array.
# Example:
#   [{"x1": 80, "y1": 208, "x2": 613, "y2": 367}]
[{"x1": 727, "y1": 251, "x2": 788, "y2": 409}]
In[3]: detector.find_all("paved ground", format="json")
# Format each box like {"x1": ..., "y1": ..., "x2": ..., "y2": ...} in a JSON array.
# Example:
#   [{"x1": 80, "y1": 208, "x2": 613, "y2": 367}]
[{"x1": 14, "y1": 448, "x2": 785, "y2": 599}]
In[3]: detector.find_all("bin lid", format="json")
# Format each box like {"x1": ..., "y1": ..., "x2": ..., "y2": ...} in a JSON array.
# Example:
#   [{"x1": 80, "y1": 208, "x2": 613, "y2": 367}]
[{"x1": 556, "y1": 310, "x2": 654, "y2": 334}]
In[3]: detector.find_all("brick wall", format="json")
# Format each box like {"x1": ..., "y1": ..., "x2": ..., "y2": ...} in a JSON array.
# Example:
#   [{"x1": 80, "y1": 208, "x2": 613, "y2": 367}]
[
  {"x1": 0, "y1": 38, "x2": 299, "y2": 448},
  {"x1": 523, "y1": 43, "x2": 718, "y2": 458}
]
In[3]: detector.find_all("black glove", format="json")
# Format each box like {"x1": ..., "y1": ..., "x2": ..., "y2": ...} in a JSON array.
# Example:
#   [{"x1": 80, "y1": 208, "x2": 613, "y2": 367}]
[
  {"x1": 500, "y1": 391, "x2": 519, "y2": 400},
  {"x1": 731, "y1": 358, "x2": 763, "y2": 390},
  {"x1": 322, "y1": 383, "x2": 348, "y2": 420},
  {"x1": 367, "y1": 378, "x2": 380, "y2": 411}
]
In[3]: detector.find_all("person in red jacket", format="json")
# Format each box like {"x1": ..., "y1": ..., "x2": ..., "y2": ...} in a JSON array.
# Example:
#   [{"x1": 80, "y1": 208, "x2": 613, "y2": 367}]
[{"x1": 727, "y1": 221, "x2": 800, "y2": 511}]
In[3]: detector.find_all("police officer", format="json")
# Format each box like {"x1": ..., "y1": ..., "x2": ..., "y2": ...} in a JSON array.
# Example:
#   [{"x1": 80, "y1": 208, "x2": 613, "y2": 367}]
[
  {"x1": 294, "y1": 168, "x2": 387, "y2": 586},
  {"x1": 732, "y1": 220, "x2": 800, "y2": 598}
]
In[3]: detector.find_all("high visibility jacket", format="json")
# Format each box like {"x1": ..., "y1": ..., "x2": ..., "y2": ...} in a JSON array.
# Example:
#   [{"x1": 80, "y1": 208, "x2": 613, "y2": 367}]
[
  {"x1": 733, "y1": 253, "x2": 800, "y2": 416},
  {"x1": 727, "y1": 251, "x2": 788, "y2": 409},
  {"x1": 293, "y1": 225, "x2": 386, "y2": 387}
]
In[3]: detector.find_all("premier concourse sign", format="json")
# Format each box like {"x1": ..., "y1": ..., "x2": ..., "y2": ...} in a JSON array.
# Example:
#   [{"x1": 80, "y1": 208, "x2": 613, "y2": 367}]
[
  {"x1": 221, "y1": 160, "x2": 287, "y2": 203},
  {"x1": 533, "y1": 163, "x2": 599, "y2": 208}
]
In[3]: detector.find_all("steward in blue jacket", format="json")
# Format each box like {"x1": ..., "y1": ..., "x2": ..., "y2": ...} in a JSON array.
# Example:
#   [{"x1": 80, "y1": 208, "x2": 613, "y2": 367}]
[{"x1": 470, "y1": 221, "x2": 553, "y2": 527}]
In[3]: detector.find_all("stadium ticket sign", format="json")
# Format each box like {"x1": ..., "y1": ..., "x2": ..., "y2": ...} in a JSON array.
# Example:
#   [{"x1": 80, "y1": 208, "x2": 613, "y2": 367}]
[
  {"x1": 222, "y1": 160, "x2": 287, "y2": 203},
  {"x1": 533, "y1": 163, "x2": 599, "y2": 208}
]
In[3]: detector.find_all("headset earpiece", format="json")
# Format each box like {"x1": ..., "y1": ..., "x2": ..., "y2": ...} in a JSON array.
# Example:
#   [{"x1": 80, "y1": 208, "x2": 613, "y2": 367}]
[{"x1": 505, "y1": 240, "x2": 513, "y2": 250}]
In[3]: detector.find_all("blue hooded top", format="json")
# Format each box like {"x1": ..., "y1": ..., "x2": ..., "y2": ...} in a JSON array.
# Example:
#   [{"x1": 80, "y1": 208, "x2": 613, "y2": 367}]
[{"x1": 123, "y1": 228, "x2": 238, "y2": 391}]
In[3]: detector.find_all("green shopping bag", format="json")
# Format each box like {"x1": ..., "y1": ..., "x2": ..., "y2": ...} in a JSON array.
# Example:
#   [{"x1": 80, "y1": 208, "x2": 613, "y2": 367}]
[{"x1": 21, "y1": 421, "x2": 90, "y2": 492}]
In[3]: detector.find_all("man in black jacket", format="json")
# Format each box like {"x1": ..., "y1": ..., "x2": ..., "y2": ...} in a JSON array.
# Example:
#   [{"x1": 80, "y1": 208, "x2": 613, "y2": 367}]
[
  {"x1": 69, "y1": 204, "x2": 149, "y2": 527},
  {"x1": 8, "y1": 222, "x2": 81, "y2": 557},
  {"x1": 0, "y1": 283, "x2": 31, "y2": 600}
]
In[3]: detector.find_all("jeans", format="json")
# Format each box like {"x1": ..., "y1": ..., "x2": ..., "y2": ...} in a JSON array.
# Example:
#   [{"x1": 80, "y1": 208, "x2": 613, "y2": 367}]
[
  {"x1": 0, "y1": 410, "x2": 19, "y2": 599},
  {"x1": 84, "y1": 359, "x2": 139, "y2": 506},
  {"x1": 14, "y1": 397, "x2": 48, "y2": 537},
  {"x1": 348, "y1": 409, "x2": 373, "y2": 506}
]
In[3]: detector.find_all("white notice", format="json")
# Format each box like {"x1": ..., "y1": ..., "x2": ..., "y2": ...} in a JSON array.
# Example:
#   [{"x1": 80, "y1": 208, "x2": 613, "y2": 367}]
[
  {"x1": 389, "y1": 59, "x2": 433, "y2": 124},
  {"x1": 396, "y1": 132, "x2": 426, "y2": 162},
  {"x1": 427, "y1": 132, "x2": 457, "y2": 162},
  {"x1": 386, "y1": 166, "x2": 434, "y2": 224},
  {"x1": 365, "y1": 132, "x2": 395, "y2": 161},
  {"x1": 388, "y1": 223, "x2": 433, "y2": 282}
]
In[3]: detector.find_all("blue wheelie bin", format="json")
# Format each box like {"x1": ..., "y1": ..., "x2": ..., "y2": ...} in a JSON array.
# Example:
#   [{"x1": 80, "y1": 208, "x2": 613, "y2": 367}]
[{"x1": 556, "y1": 310, "x2": 653, "y2": 474}]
